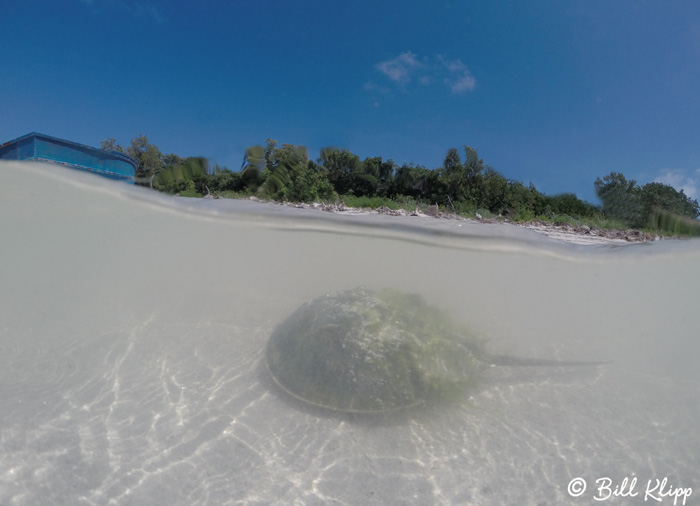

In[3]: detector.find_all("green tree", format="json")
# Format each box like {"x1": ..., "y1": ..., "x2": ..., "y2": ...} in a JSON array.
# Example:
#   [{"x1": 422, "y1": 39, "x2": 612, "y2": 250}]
[
  {"x1": 240, "y1": 145, "x2": 266, "y2": 191},
  {"x1": 594, "y1": 172, "x2": 643, "y2": 226},
  {"x1": 463, "y1": 146, "x2": 486, "y2": 203},
  {"x1": 544, "y1": 193, "x2": 598, "y2": 218},
  {"x1": 241, "y1": 140, "x2": 315, "y2": 199},
  {"x1": 433, "y1": 146, "x2": 488, "y2": 207},
  {"x1": 363, "y1": 157, "x2": 396, "y2": 186},
  {"x1": 361, "y1": 157, "x2": 383, "y2": 195},
  {"x1": 480, "y1": 167, "x2": 508, "y2": 212},
  {"x1": 101, "y1": 134, "x2": 167, "y2": 186},
  {"x1": 389, "y1": 164, "x2": 432, "y2": 200},
  {"x1": 441, "y1": 147, "x2": 467, "y2": 203},
  {"x1": 287, "y1": 166, "x2": 337, "y2": 202},
  {"x1": 163, "y1": 153, "x2": 183, "y2": 172},
  {"x1": 503, "y1": 180, "x2": 538, "y2": 216},
  {"x1": 100, "y1": 137, "x2": 125, "y2": 153},
  {"x1": 125, "y1": 134, "x2": 164, "y2": 180},
  {"x1": 318, "y1": 147, "x2": 363, "y2": 195},
  {"x1": 377, "y1": 158, "x2": 396, "y2": 196},
  {"x1": 153, "y1": 157, "x2": 209, "y2": 194},
  {"x1": 443, "y1": 148, "x2": 462, "y2": 174},
  {"x1": 207, "y1": 169, "x2": 244, "y2": 192},
  {"x1": 640, "y1": 182, "x2": 699, "y2": 224},
  {"x1": 260, "y1": 142, "x2": 309, "y2": 199}
]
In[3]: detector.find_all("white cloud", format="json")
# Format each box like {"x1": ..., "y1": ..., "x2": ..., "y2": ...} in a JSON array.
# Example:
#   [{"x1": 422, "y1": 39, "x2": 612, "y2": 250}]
[
  {"x1": 363, "y1": 82, "x2": 389, "y2": 93},
  {"x1": 438, "y1": 55, "x2": 476, "y2": 93},
  {"x1": 447, "y1": 73, "x2": 477, "y2": 93},
  {"x1": 437, "y1": 55, "x2": 466, "y2": 73},
  {"x1": 372, "y1": 52, "x2": 476, "y2": 95},
  {"x1": 654, "y1": 169, "x2": 699, "y2": 200},
  {"x1": 375, "y1": 52, "x2": 424, "y2": 85}
]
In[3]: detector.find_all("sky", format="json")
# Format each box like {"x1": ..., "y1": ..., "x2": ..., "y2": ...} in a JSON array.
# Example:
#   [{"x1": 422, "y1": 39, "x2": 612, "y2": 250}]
[{"x1": 2, "y1": 0, "x2": 700, "y2": 203}]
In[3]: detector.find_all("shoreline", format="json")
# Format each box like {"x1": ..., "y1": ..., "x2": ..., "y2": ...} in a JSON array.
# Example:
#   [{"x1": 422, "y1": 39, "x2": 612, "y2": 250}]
[
  {"x1": 262, "y1": 199, "x2": 663, "y2": 246},
  {"x1": 183, "y1": 188, "x2": 670, "y2": 246}
]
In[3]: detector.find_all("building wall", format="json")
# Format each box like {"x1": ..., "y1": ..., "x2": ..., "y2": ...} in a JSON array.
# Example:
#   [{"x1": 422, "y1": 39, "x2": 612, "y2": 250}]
[{"x1": 0, "y1": 132, "x2": 136, "y2": 183}]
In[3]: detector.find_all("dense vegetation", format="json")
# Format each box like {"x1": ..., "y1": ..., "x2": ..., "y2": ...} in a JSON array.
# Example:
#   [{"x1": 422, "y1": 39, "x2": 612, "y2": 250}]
[{"x1": 101, "y1": 135, "x2": 700, "y2": 236}]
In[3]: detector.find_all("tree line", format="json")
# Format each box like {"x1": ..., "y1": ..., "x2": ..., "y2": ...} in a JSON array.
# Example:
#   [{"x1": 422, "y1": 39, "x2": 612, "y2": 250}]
[{"x1": 101, "y1": 135, "x2": 700, "y2": 233}]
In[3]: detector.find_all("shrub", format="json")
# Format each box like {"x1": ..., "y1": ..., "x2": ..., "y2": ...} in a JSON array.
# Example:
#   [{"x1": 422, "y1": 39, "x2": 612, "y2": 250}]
[
  {"x1": 341, "y1": 195, "x2": 402, "y2": 209},
  {"x1": 287, "y1": 168, "x2": 337, "y2": 202},
  {"x1": 649, "y1": 209, "x2": 700, "y2": 236}
]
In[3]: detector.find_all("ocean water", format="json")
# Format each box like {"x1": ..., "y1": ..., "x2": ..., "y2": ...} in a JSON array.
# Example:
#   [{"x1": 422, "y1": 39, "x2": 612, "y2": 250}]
[{"x1": 1, "y1": 161, "x2": 698, "y2": 506}]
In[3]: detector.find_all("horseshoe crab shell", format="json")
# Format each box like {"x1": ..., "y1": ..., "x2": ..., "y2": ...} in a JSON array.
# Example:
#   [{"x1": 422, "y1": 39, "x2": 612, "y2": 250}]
[{"x1": 265, "y1": 287, "x2": 484, "y2": 413}]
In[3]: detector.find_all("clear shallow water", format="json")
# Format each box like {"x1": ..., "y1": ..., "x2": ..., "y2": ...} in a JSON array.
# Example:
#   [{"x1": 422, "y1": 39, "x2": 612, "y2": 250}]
[{"x1": 1, "y1": 161, "x2": 698, "y2": 506}]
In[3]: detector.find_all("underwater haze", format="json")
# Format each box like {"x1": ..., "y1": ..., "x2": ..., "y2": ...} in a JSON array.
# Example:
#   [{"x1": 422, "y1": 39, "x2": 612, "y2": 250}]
[{"x1": 1, "y1": 162, "x2": 698, "y2": 505}]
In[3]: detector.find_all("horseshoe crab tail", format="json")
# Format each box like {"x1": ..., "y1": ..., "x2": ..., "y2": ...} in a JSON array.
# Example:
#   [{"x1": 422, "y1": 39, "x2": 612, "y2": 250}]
[
  {"x1": 458, "y1": 340, "x2": 607, "y2": 367},
  {"x1": 480, "y1": 354, "x2": 608, "y2": 367}
]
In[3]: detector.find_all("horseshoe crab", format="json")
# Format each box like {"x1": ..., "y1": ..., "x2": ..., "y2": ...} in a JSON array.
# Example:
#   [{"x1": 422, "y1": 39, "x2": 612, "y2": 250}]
[{"x1": 266, "y1": 287, "x2": 596, "y2": 414}]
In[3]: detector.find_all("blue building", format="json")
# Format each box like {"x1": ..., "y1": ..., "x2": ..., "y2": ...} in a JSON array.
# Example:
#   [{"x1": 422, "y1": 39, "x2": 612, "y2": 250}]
[{"x1": 0, "y1": 132, "x2": 137, "y2": 183}]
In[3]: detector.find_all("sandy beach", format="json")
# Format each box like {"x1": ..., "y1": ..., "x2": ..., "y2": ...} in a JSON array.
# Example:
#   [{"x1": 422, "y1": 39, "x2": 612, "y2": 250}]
[{"x1": 227, "y1": 197, "x2": 662, "y2": 246}]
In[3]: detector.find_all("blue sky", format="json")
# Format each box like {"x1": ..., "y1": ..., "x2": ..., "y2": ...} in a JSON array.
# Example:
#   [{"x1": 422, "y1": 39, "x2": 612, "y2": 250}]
[{"x1": 3, "y1": 0, "x2": 700, "y2": 203}]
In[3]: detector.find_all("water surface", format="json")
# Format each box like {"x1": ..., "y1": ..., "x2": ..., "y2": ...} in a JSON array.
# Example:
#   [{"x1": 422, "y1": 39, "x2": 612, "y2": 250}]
[{"x1": 1, "y1": 161, "x2": 698, "y2": 505}]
